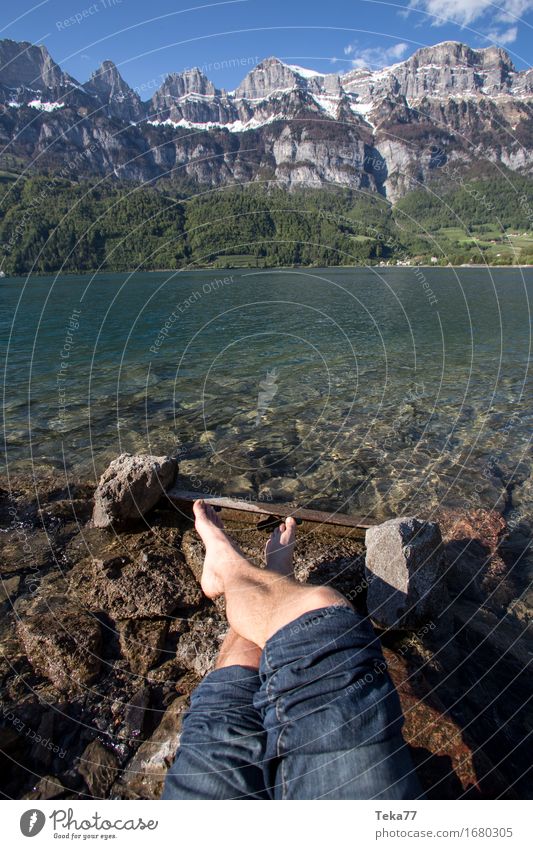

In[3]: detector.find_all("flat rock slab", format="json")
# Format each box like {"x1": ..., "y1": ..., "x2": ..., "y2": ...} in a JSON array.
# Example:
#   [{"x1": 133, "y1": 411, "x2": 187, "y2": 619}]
[
  {"x1": 0, "y1": 575, "x2": 20, "y2": 604},
  {"x1": 365, "y1": 517, "x2": 447, "y2": 630},
  {"x1": 78, "y1": 740, "x2": 121, "y2": 798},
  {"x1": 16, "y1": 593, "x2": 102, "y2": 692},
  {"x1": 0, "y1": 529, "x2": 55, "y2": 575},
  {"x1": 92, "y1": 453, "x2": 178, "y2": 528},
  {"x1": 385, "y1": 649, "x2": 497, "y2": 798},
  {"x1": 112, "y1": 695, "x2": 189, "y2": 799},
  {"x1": 116, "y1": 618, "x2": 169, "y2": 674},
  {"x1": 174, "y1": 617, "x2": 228, "y2": 677},
  {"x1": 69, "y1": 550, "x2": 202, "y2": 619},
  {"x1": 23, "y1": 775, "x2": 67, "y2": 800}
]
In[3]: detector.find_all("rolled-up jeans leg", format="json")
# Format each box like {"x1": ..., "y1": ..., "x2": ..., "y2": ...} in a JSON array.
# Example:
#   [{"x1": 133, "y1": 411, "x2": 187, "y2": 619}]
[
  {"x1": 163, "y1": 665, "x2": 268, "y2": 799},
  {"x1": 254, "y1": 605, "x2": 424, "y2": 800}
]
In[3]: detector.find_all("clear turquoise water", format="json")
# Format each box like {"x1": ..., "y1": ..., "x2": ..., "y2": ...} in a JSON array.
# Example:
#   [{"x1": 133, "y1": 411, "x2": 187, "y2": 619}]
[{"x1": 1, "y1": 267, "x2": 532, "y2": 524}]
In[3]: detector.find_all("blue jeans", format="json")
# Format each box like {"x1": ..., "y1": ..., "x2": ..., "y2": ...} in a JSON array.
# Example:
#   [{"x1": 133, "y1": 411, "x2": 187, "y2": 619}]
[{"x1": 163, "y1": 605, "x2": 423, "y2": 800}]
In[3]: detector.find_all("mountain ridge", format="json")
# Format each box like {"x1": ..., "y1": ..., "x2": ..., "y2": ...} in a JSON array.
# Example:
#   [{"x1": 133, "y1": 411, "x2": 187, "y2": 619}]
[{"x1": 0, "y1": 37, "x2": 531, "y2": 201}]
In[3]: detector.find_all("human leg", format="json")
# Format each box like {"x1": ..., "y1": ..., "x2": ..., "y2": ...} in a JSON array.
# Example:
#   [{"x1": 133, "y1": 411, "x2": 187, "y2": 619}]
[
  {"x1": 162, "y1": 593, "x2": 267, "y2": 798},
  {"x1": 193, "y1": 501, "x2": 349, "y2": 648},
  {"x1": 258, "y1": 515, "x2": 422, "y2": 799}
]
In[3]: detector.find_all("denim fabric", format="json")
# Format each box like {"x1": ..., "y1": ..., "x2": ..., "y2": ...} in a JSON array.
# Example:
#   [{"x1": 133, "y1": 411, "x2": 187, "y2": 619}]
[
  {"x1": 162, "y1": 665, "x2": 269, "y2": 799},
  {"x1": 163, "y1": 605, "x2": 423, "y2": 800}
]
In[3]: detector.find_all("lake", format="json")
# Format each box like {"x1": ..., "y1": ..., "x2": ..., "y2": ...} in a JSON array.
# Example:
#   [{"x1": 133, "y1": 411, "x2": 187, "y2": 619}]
[{"x1": 1, "y1": 266, "x2": 532, "y2": 529}]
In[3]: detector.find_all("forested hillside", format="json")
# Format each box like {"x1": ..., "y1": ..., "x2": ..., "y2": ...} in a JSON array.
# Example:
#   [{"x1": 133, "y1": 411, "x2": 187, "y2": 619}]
[{"x1": 1, "y1": 165, "x2": 532, "y2": 274}]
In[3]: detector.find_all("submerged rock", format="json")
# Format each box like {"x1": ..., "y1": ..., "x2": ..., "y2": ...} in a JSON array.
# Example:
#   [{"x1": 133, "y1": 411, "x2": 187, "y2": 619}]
[
  {"x1": 92, "y1": 453, "x2": 178, "y2": 528},
  {"x1": 365, "y1": 517, "x2": 447, "y2": 629},
  {"x1": 16, "y1": 593, "x2": 102, "y2": 692}
]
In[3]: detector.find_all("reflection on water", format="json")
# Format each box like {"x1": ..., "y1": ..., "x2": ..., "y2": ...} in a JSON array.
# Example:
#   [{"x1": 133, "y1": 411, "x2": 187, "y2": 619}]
[{"x1": 0, "y1": 267, "x2": 530, "y2": 526}]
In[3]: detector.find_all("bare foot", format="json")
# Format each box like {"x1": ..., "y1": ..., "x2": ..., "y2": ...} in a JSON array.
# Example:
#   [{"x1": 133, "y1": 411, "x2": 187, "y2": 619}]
[
  {"x1": 193, "y1": 500, "x2": 243, "y2": 599},
  {"x1": 264, "y1": 517, "x2": 297, "y2": 576}
]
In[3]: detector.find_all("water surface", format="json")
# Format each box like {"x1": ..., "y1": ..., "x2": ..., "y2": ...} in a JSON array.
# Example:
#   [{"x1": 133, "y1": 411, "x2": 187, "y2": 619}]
[{"x1": 1, "y1": 266, "x2": 531, "y2": 528}]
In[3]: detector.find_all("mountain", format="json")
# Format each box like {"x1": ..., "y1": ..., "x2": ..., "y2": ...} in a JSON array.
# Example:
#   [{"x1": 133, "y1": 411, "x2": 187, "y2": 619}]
[
  {"x1": 84, "y1": 60, "x2": 143, "y2": 123},
  {"x1": 0, "y1": 38, "x2": 531, "y2": 201},
  {"x1": 0, "y1": 39, "x2": 77, "y2": 93}
]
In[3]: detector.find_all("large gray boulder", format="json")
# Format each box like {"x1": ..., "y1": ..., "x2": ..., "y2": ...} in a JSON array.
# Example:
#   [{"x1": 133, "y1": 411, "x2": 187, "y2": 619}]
[
  {"x1": 365, "y1": 517, "x2": 447, "y2": 630},
  {"x1": 92, "y1": 453, "x2": 178, "y2": 528}
]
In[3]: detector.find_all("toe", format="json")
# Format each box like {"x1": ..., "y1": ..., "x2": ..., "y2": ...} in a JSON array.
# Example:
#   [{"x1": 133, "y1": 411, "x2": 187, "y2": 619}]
[
  {"x1": 266, "y1": 527, "x2": 280, "y2": 549},
  {"x1": 281, "y1": 517, "x2": 297, "y2": 543},
  {"x1": 193, "y1": 499, "x2": 206, "y2": 519}
]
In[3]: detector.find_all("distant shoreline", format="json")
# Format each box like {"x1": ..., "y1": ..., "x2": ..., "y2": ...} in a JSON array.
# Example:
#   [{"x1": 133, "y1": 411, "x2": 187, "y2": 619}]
[{"x1": 1, "y1": 263, "x2": 532, "y2": 280}]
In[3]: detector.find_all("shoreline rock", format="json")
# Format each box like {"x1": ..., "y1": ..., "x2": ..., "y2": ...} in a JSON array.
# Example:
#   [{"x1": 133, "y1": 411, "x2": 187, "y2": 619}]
[
  {"x1": 92, "y1": 453, "x2": 178, "y2": 528},
  {"x1": 68, "y1": 550, "x2": 202, "y2": 619},
  {"x1": 365, "y1": 517, "x2": 447, "y2": 630},
  {"x1": 15, "y1": 590, "x2": 102, "y2": 692},
  {"x1": 1, "y1": 465, "x2": 531, "y2": 800}
]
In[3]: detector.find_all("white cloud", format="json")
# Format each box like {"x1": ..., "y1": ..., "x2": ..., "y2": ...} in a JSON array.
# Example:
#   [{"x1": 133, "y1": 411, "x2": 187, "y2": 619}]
[
  {"x1": 484, "y1": 25, "x2": 519, "y2": 43},
  {"x1": 343, "y1": 41, "x2": 410, "y2": 69},
  {"x1": 408, "y1": 0, "x2": 533, "y2": 27}
]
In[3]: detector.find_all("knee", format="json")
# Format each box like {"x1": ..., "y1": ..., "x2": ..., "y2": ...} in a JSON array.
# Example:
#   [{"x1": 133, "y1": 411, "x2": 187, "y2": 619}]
[{"x1": 308, "y1": 586, "x2": 353, "y2": 613}]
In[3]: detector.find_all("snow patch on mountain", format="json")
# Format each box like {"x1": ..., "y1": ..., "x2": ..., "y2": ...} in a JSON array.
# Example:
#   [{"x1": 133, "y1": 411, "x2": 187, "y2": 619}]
[{"x1": 286, "y1": 64, "x2": 323, "y2": 79}]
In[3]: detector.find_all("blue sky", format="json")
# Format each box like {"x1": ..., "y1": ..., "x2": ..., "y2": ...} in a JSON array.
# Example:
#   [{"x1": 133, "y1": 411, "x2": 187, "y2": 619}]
[{"x1": 2, "y1": 0, "x2": 532, "y2": 96}]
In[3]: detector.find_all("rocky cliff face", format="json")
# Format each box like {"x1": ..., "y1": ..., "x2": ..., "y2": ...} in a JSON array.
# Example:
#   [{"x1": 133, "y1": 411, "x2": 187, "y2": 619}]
[
  {"x1": 84, "y1": 60, "x2": 144, "y2": 123},
  {"x1": 0, "y1": 39, "x2": 76, "y2": 92},
  {"x1": 0, "y1": 38, "x2": 531, "y2": 200}
]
